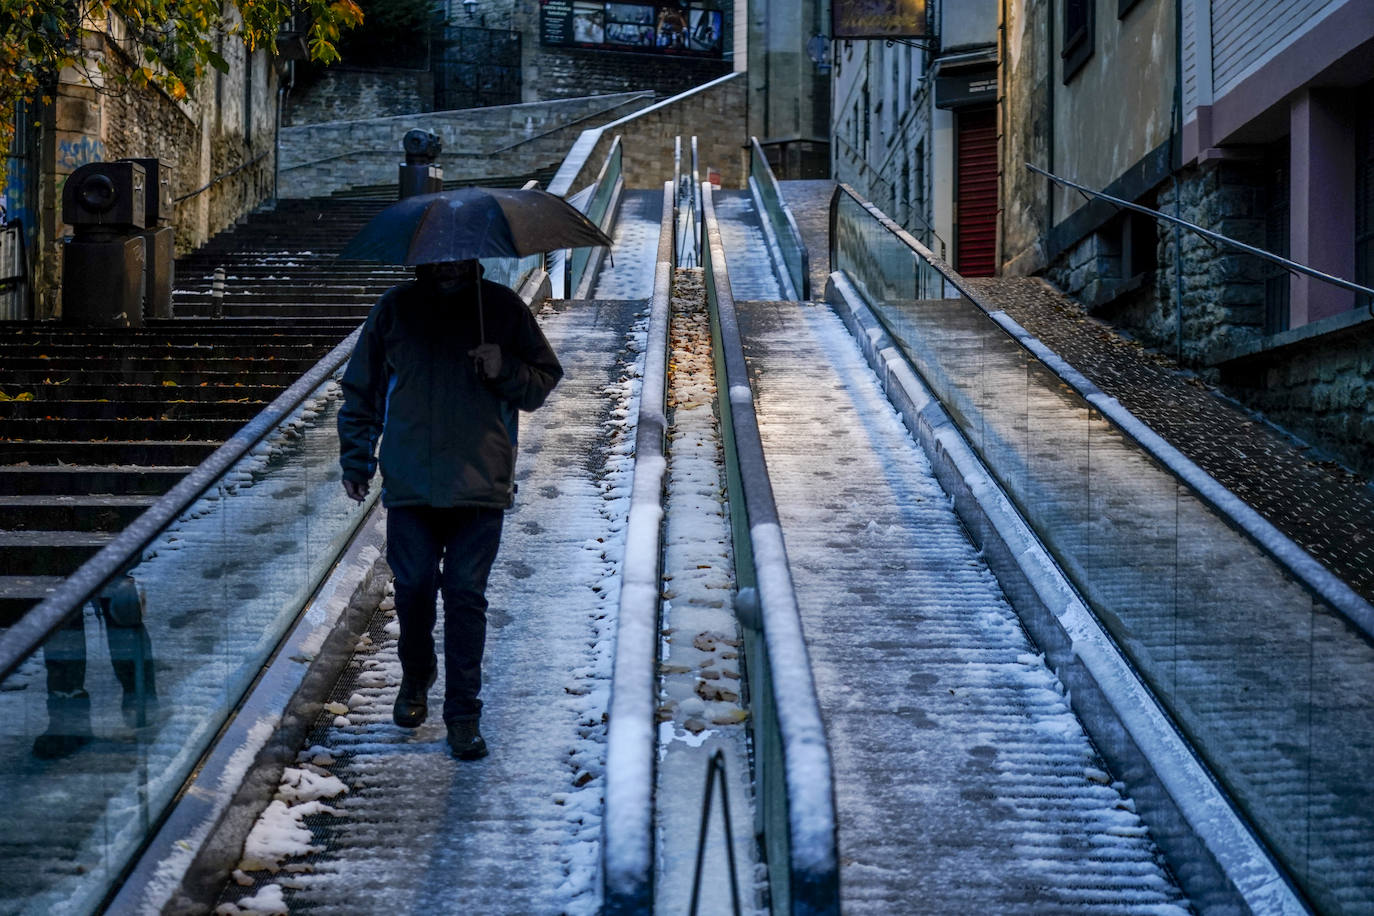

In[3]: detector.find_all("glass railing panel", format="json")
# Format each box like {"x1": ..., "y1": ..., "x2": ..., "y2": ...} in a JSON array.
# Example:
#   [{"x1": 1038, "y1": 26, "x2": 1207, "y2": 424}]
[
  {"x1": 480, "y1": 253, "x2": 541, "y2": 292},
  {"x1": 749, "y1": 144, "x2": 803, "y2": 297},
  {"x1": 0, "y1": 377, "x2": 375, "y2": 915},
  {"x1": 568, "y1": 142, "x2": 621, "y2": 297},
  {"x1": 832, "y1": 187, "x2": 1374, "y2": 912}
]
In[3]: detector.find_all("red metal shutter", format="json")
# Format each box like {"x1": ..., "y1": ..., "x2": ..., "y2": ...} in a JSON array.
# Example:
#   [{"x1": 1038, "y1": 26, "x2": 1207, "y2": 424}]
[{"x1": 956, "y1": 109, "x2": 998, "y2": 278}]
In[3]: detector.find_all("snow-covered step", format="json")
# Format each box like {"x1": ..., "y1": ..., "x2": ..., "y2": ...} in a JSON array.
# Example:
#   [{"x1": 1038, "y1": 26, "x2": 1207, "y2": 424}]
[
  {"x1": 712, "y1": 191, "x2": 785, "y2": 301},
  {"x1": 738, "y1": 298, "x2": 1189, "y2": 913},
  {"x1": 213, "y1": 297, "x2": 649, "y2": 914}
]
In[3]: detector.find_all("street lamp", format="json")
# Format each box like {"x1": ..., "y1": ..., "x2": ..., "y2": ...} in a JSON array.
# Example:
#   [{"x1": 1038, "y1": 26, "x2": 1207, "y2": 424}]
[
  {"x1": 806, "y1": 33, "x2": 831, "y2": 74},
  {"x1": 462, "y1": 0, "x2": 477, "y2": 18}
]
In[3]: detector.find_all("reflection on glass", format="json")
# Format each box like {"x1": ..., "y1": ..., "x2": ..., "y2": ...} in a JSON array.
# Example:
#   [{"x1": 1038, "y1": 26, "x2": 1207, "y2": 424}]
[
  {"x1": 569, "y1": 142, "x2": 621, "y2": 297},
  {"x1": 0, "y1": 378, "x2": 374, "y2": 915},
  {"x1": 833, "y1": 190, "x2": 1374, "y2": 912}
]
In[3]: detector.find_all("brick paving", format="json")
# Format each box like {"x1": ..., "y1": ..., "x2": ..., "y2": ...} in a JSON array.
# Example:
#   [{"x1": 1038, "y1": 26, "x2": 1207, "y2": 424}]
[{"x1": 776, "y1": 179, "x2": 1374, "y2": 608}]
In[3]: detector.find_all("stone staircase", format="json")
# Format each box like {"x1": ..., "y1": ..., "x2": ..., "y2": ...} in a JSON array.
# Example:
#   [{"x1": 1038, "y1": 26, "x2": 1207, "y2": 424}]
[{"x1": 0, "y1": 197, "x2": 406, "y2": 621}]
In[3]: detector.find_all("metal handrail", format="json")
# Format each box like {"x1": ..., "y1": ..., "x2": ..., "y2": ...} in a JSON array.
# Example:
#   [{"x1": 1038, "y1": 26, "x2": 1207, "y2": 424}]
[
  {"x1": 174, "y1": 149, "x2": 271, "y2": 203},
  {"x1": 0, "y1": 328, "x2": 361, "y2": 683},
  {"x1": 748, "y1": 136, "x2": 811, "y2": 300},
  {"x1": 702, "y1": 181, "x2": 840, "y2": 914},
  {"x1": 1027, "y1": 162, "x2": 1374, "y2": 304},
  {"x1": 675, "y1": 136, "x2": 700, "y2": 268},
  {"x1": 566, "y1": 135, "x2": 621, "y2": 298},
  {"x1": 688, "y1": 750, "x2": 742, "y2": 916},
  {"x1": 601, "y1": 180, "x2": 675, "y2": 915}
]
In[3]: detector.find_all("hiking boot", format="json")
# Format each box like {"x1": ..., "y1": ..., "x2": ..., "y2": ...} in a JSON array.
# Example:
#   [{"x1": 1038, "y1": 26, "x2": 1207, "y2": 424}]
[
  {"x1": 447, "y1": 718, "x2": 488, "y2": 760},
  {"x1": 392, "y1": 668, "x2": 437, "y2": 728}
]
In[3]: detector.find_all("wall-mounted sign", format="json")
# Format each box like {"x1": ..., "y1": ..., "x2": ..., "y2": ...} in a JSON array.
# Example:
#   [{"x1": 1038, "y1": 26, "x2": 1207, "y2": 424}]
[
  {"x1": 541, "y1": 1, "x2": 725, "y2": 57},
  {"x1": 934, "y1": 71, "x2": 997, "y2": 109},
  {"x1": 832, "y1": 0, "x2": 930, "y2": 40}
]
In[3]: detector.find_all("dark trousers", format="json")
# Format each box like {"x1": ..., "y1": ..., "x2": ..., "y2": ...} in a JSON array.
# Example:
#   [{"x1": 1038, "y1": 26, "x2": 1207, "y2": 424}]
[{"x1": 386, "y1": 505, "x2": 504, "y2": 723}]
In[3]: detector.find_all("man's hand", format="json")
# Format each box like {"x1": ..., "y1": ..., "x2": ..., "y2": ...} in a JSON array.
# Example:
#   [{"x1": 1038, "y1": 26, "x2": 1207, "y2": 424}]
[
  {"x1": 342, "y1": 478, "x2": 370, "y2": 502},
  {"x1": 468, "y1": 343, "x2": 502, "y2": 379}
]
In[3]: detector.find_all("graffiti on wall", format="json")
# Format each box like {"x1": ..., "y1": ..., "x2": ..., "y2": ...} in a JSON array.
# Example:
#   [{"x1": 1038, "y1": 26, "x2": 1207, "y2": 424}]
[
  {"x1": 2, "y1": 157, "x2": 33, "y2": 229},
  {"x1": 56, "y1": 136, "x2": 107, "y2": 172}
]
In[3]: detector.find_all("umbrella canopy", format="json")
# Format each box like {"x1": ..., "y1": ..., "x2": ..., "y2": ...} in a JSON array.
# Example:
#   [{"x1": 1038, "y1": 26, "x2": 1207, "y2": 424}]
[{"x1": 338, "y1": 186, "x2": 614, "y2": 265}]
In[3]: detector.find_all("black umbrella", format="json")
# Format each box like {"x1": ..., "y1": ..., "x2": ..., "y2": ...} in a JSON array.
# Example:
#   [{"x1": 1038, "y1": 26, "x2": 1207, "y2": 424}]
[
  {"x1": 339, "y1": 186, "x2": 613, "y2": 265},
  {"x1": 339, "y1": 186, "x2": 613, "y2": 342}
]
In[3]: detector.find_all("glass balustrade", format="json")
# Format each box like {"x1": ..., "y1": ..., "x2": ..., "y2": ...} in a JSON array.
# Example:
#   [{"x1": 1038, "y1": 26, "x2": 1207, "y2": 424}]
[
  {"x1": 0, "y1": 375, "x2": 376, "y2": 916},
  {"x1": 568, "y1": 138, "x2": 623, "y2": 297},
  {"x1": 748, "y1": 142, "x2": 807, "y2": 299},
  {"x1": 833, "y1": 187, "x2": 1374, "y2": 914}
]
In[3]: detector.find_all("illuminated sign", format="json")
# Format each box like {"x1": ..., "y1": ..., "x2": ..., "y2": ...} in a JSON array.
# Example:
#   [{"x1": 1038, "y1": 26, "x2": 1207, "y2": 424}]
[
  {"x1": 541, "y1": 1, "x2": 725, "y2": 57},
  {"x1": 832, "y1": 0, "x2": 930, "y2": 40}
]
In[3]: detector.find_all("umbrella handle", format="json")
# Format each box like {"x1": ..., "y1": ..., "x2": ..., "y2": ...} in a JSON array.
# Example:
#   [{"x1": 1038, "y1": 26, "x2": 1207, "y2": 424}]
[{"x1": 477, "y1": 277, "x2": 485, "y2": 344}]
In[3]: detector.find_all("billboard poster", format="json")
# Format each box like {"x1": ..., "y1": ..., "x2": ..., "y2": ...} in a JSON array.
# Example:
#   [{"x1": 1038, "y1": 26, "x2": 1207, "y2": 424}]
[
  {"x1": 831, "y1": 0, "x2": 930, "y2": 40},
  {"x1": 541, "y1": 1, "x2": 724, "y2": 56}
]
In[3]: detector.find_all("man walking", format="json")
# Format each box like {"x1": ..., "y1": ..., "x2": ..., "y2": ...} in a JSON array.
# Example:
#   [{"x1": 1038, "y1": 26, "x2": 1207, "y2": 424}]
[{"x1": 338, "y1": 259, "x2": 563, "y2": 759}]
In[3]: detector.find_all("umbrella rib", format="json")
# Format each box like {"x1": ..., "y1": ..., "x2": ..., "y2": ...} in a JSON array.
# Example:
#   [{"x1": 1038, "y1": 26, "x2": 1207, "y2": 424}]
[{"x1": 408, "y1": 200, "x2": 442, "y2": 264}]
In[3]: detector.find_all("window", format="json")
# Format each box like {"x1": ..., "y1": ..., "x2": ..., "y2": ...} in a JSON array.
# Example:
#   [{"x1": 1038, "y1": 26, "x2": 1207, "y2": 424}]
[
  {"x1": 1061, "y1": 0, "x2": 1094, "y2": 83},
  {"x1": 1121, "y1": 211, "x2": 1157, "y2": 277}
]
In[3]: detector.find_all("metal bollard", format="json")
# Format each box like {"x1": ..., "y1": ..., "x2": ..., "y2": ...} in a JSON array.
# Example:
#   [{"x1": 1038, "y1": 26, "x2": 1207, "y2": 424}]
[{"x1": 211, "y1": 267, "x2": 225, "y2": 319}]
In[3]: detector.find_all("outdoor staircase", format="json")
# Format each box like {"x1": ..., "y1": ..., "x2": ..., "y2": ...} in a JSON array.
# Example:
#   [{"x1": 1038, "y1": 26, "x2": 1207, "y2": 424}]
[
  {"x1": 0, "y1": 198, "x2": 407, "y2": 621},
  {"x1": 329, "y1": 162, "x2": 562, "y2": 200}
]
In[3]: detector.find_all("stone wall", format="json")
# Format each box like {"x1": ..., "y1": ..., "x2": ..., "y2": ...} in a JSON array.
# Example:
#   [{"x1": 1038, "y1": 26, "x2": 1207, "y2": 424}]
[
  {"x1": 525, "y1": 46, "x2": 731, "y2": 101},
  {"x1": 34, "y1": 10, "x2": 275, "y2": 318},
  {"x1": 284, "y1": 68, "x2": 434, "y2": 126},
  {"x1": 278, "y1": 92, "x2": 654, "y2": 198},
  {"x1": 556, "y1": 72, "x2": 747, "y2": 195},
  {"x1": 1046, "y1": 158, "x2": 1270, "y2": 366},
  {"x1": 1151, "y1": 161, "x2": 1270, "y2": 361},
  {"x1": 999, "y1": 0, "x2": 1050, "y2": 276},
  {"x1": 1043, "y1": 154, "x2": 1374, "y2": 475},
  {"x1": 1223, "y1": 326, "x2": 1374, "y2": 476}
]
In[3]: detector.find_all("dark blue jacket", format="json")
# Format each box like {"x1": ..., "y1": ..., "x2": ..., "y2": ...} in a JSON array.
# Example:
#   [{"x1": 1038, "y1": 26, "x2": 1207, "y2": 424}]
[{"x1": 337, "y1": 277, "x2": 563, "y2": 508}]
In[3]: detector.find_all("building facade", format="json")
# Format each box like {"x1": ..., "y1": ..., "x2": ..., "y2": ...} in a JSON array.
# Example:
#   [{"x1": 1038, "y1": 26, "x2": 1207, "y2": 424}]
[
  {"x1": 2, "y1": 5, "x2": 278, "y2": 320},
  {"x1": 286, "y1": 1, "x2": 737, "y2": 127},
  {"x1": 833, "y1": 0, "x2": 1374, "y2": 475},
  {"x1": 831, "y1": 0, "x2": 999, "y2": 273}
]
